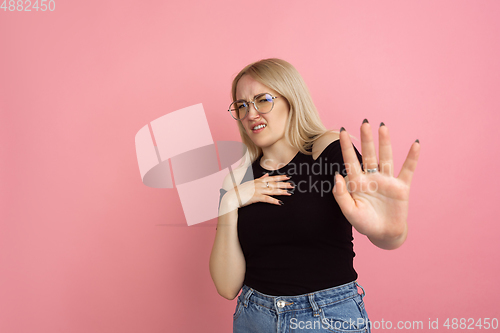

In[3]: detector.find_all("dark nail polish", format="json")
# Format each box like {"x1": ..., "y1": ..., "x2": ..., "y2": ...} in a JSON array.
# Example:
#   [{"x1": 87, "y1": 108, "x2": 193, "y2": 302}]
[
  {"x1": 380, "y1": 122, "x2": 385, "y2": 127},
  {"x1": 279, "y1": 200, "x2": 284, "y2": 205},
  {"x1": 340, "y1": 127, "x2": 345, "y2": 132},
  {"x1": 362, "y1": 119, "x2": 369, "y2": 124},
  {"x1": 287, "y1": 190, "x2": 294, "y2": 194},
  {"x1": 415, "y1": 139, "x2": 420, "y2": 144}
]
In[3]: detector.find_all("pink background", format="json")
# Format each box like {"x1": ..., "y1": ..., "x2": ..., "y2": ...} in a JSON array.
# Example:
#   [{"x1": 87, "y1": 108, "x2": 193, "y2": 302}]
[{"x1": 1, "y1": 1, "x2": 499, "y2": 332}]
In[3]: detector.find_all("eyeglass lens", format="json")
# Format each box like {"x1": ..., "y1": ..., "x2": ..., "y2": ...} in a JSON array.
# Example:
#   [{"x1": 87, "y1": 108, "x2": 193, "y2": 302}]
[{"x1": 230, "y1": 93, "x2": 274, "y2": 120}]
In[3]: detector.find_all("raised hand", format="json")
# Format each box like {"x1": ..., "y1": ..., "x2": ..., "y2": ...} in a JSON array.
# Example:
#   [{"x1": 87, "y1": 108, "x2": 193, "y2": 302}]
[{"x1": 332, "y1": 120, "x2": 420, "y2": 250}]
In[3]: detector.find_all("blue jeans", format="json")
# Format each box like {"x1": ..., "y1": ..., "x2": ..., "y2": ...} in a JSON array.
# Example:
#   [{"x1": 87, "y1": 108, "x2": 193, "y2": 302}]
[{"x1": 233, "y1": 281, "x2": 371, "y2": 333}]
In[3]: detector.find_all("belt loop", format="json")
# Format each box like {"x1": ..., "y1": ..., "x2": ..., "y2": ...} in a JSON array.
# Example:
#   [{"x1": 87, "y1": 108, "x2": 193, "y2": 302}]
[
  {"x1": 243, "y1": 287, "x2": 253, "y2": 308},
  {"x1": 355, "y1": 281, "x2": 366, "y2": 299},
  {"x1": 308, "y1": 293, "x2": 321, "y2": 317}
]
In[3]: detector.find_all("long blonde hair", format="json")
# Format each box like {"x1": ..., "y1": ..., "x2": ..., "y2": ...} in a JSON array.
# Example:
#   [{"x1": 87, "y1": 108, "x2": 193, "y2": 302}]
[{"x1": 231, "y1": 58, "x2": 330, "y2": 165}]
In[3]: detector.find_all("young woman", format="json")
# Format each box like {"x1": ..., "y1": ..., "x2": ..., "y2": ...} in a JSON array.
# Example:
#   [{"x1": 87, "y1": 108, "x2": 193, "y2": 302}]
[{"x1": 209, "y1": 58, "x2": 420, "y2": 333}]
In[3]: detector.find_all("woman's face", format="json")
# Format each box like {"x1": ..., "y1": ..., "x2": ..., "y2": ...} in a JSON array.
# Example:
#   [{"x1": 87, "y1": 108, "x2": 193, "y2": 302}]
[{"x1": 235, "y1": 75, "x2": 290, "y2": 148}]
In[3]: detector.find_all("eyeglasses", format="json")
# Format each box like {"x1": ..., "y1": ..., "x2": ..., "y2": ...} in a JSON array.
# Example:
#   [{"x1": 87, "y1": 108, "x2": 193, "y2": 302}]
[{"x1": 228, "y1": 93, "x2": 279, "y2": 121}]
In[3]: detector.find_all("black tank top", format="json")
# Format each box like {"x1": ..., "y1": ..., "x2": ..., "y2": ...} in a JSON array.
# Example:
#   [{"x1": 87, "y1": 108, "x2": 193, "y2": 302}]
[{"x1": 218, "y1": 139, "x2": 363, "y2": 296}]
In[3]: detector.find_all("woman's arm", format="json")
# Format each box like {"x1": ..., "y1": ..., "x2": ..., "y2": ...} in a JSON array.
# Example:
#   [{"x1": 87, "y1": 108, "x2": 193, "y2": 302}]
[
  {"x1": 209, "y1": 190, "x2": 246, "y2": 300},
  {"x1": 209, "y1": 171, "x2": 292, "y2": 299}
]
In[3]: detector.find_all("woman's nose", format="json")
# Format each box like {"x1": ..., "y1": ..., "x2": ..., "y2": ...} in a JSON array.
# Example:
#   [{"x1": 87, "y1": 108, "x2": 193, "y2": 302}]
[{"x1": 247, "y1": 103, "x2": 260, "y2": 119}]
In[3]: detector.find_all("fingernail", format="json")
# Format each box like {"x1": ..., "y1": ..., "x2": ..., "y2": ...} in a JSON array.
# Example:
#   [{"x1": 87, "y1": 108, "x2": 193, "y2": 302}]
[
  {"x1": 415, "y1": 139, "x2": 420, "y2": 144},
  {"x1": 279, "y1": 200, "x2": 284, "y2": 205},
  {"x1": 380, "y1": 122, "x2": 385, "y2": 127},
  {"x1": 340, "y1": 127, "x2": 345, "y2": 132},
  {"x1": 287, "y1": 190, "x2": 294, "y2": 194},
  {"x1": 362, "y1": 119, "x2": 369, "y2": 124}
]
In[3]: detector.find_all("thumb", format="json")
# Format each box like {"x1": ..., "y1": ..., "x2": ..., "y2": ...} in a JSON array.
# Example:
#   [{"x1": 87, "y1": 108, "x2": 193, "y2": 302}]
[{"x1": 332, "y1": 172, "x2": 355, "y2": 214}]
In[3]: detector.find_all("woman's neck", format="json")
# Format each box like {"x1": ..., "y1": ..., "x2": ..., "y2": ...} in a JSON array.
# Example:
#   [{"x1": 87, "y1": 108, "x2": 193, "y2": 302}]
[{"x1": 259, "y1": 145, "x2": 299, "y2": 171}]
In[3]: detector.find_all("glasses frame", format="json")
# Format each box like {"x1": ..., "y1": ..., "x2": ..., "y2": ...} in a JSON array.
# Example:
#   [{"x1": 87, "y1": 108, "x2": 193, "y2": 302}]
[{"x1": 228, "y1": 93, "x2": 279, "y2": 121}]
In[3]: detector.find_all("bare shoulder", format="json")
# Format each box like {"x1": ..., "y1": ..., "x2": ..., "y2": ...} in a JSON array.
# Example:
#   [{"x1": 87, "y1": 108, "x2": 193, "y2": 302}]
[
  {"x1": 312, "y1": 130, "x2": 340, "y2": 160},
  {"x1": 221, "y1": 164, "x2": 250, "y2": 191}
]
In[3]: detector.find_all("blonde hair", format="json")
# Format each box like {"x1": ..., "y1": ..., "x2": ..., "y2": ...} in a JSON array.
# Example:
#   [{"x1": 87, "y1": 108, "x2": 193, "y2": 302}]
[{"x1": 231, "y1": 58, "x2": 331, "y2": 165}]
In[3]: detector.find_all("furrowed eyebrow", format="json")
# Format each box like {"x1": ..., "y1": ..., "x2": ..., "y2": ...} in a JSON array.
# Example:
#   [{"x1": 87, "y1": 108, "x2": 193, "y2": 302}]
[{"x1": 236, "y1": 93, "x2": 266, "y2": 102}]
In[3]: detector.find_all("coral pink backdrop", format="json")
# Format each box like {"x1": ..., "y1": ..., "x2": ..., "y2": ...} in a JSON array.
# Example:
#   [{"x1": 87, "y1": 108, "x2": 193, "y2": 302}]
[{"x1": 1, "y1": 1, "x2": 499, "y2": 332}]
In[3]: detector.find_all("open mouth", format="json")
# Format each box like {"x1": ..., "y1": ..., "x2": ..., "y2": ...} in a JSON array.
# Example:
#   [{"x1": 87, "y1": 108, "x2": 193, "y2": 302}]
[{"x1": 252, "y1": 124, "x2": 267, "y2": 133}]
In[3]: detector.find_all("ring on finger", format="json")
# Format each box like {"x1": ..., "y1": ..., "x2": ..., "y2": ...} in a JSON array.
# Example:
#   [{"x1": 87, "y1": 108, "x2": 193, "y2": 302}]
[
  {"x1": 266, "y1": 182, "x2": 269, "y2": 188},
  {"x1": 365, "y1": 168, "x2": 378, "y2": 173}
]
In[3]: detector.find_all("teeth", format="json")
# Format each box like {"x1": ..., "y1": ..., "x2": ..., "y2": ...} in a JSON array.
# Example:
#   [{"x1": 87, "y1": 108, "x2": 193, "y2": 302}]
[{"x1": 253, "y1": 124, "x2": 266, "y2": 130}]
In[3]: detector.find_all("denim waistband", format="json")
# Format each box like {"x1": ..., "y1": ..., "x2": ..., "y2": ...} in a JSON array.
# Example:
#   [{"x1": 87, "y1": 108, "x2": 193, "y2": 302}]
[{"x1": 238, "y1": 281, "x2": 365, "y2": 316}]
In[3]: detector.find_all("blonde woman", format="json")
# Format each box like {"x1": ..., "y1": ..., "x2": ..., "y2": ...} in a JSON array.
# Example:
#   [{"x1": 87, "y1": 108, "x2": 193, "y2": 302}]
[{"x1": 210, "y1": 58, "x2": 420, "y2": 333}]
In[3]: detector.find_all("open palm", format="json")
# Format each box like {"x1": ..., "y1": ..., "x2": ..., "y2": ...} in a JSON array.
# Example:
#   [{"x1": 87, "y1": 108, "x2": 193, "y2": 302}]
[{"x1": 332, "y1": 120, "x2": 420, "y2": 250}]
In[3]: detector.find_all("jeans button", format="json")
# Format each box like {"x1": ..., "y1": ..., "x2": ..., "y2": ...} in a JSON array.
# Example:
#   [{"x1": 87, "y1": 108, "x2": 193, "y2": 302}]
[{"x1": 277, "y1": 300, "x2": 286, "y2": 308}]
